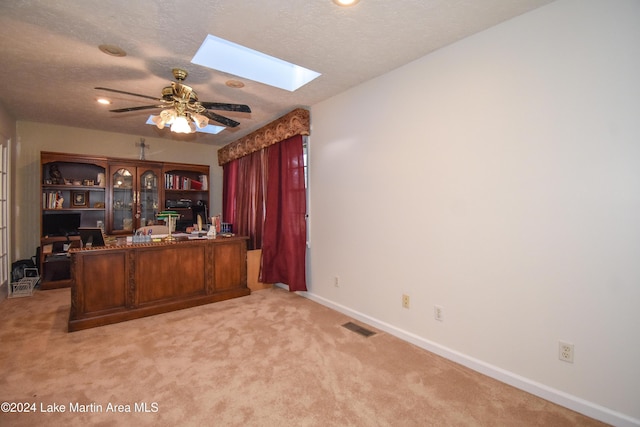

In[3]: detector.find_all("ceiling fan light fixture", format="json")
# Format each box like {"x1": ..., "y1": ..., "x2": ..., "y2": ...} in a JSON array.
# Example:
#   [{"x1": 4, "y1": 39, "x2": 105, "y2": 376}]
[
  {"x1": 153, "y1": 109, "x2": 206, "y2": 133},
  {"x1": 146, "y1": 115, "x2": 225, "y2": 135},
  {"x1": 101, "y1": 67, "x2": 249, "y2": 133},
  {"x1": 151, "y1": 115, "x2": 166, "y2": 130},
  {"x1": 160, "y1": 109, "x2": 177, "y2": 125},
  {"x1": 332, "y1": 0, "x2": 360, "y2": 6},
  {"x1": 192, "y1": 113, "x2": 209, "y2": 129},
  {"x1": 96, "y1": 98, "x2": 111, "y2": 105},
  {"x1": 170, "y1": 115, "x2": 192, "y2": 134}
]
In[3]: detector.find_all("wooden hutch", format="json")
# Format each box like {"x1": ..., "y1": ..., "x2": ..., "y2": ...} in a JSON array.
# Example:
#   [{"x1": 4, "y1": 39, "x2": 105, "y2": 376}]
[{"x1": 40, "y1": 151, "x2": 210, "y2": 289}]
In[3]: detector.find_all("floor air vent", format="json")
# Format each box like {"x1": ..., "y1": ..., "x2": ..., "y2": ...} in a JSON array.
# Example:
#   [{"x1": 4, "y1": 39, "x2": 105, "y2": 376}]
[{"x1": 342, "y1": 322, "x2": 376, "y2": 337}]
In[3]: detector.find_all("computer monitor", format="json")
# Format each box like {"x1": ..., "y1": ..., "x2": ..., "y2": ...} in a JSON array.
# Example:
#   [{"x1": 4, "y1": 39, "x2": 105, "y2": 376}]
[
  {"x1": 78, "y1": 227, "x2": 106, "y2": 248},
  {"x1": 42, "y1": 212, "x2": 81, "y2": 237}
]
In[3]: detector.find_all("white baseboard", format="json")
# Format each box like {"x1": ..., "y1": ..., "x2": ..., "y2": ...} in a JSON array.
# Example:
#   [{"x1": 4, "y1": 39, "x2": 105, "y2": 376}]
[{"x1": 295, "y1": 289, "x2": 639, "y2": 427}]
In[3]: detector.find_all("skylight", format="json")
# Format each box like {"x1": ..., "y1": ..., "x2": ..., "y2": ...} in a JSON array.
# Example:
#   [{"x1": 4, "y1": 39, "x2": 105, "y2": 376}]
[
  {"x1": 191, "y1": 35, "x2": 321, "y2": 92},
  {"x1": 146, "y1": 116, "x2": 225, "y2": 135}
]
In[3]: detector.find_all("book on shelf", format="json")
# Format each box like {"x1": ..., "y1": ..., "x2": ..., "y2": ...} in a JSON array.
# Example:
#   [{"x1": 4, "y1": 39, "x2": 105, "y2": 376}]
[
  {"x1": 164, "y1": 173, "x2": 205, "y2": 191},
  {"x1": 43, "y1": 191, "x2": 63, "y2": 209}
]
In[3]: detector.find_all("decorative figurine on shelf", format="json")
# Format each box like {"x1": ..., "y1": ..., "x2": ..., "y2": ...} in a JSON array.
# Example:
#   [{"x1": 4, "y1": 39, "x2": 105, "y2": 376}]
[
  {"x1": 49, "y1": 164, "x2": 63, "y2": 185},
  {"x1": 211, "y1": 215, "x2": 222, "y2": 234},
  {"x1": 207, "y1": 223, "x2": 216, "y2": 239}
]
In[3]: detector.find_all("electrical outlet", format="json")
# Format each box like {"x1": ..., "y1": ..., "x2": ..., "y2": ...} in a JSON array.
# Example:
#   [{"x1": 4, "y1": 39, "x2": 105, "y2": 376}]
[
  {"x1": 402, "y1": 294, "x2": 410, "y2": 309},
  {"x1": 434, "y1": 305, "x2": 443, "y2": 322},
  {"x1": 558, "y1": 341, "x2": 574, "y2": 363},
  {"x1": 334, "y1": 276, "x2": 340, "y2": 287}
]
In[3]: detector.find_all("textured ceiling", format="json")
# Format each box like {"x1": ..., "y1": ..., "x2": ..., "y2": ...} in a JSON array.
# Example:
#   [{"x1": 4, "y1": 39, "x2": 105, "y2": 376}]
[{"x1": 0, "y1": 0, "x2": 554, "y2": 146}]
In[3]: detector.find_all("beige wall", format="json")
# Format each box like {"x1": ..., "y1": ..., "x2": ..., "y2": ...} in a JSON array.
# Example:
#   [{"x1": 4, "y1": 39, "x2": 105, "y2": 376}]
[
  {"x1": 309, "y1": 0, "x2": 640, "y2": 424},
  {"x1": 14, "y1": 122, "x2": 223, "y2": 260},
  {"x1": 0, "y1": 101, "x2": 16, "y2": 138}
]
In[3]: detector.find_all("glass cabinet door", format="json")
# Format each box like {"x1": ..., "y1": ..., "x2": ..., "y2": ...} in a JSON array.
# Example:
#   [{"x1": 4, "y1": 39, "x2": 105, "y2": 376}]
[
  {"x1": 111, "y1": 167, "x2": 134, "y2": 233},
  {"x1": 138, "y1": 169, "x2": 159, "y2": 227}
]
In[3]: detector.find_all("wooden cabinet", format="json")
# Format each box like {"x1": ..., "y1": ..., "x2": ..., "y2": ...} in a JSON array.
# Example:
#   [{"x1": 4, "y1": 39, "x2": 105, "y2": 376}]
[
  {"x1": 107, "y1": 162, "x2": 162, "y2": 234},
  {"x1": 68, "y1": 237, "x2": 250, "y2": 332},
  {"x1": 40, "y1": 152, "x2": 210, "y2": 289},
  {"x1": 163, "y1": 163, "x2": 210, "y2": 230},
  {"x1": 41, "y1": 153, "x2": 108, "y2": 289}
]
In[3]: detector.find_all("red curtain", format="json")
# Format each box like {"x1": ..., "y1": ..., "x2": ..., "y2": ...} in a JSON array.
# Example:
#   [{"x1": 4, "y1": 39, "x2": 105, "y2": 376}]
[
  {"x1": 232, "y1": 150, "x2": 266, "y2": 250},
  {"x1": 222, "y1": 160, "x2": 238, "y2": 226},
  {"x1": 261, "y1": 135, "x2": 307, "y2": 291}
]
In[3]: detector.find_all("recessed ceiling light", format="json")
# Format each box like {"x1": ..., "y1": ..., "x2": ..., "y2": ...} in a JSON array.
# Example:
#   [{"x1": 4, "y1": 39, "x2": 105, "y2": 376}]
[
  {"x1": 98, "y1": 44, "x2": 126, "y2": 57},
  {"x1": 225, "y1": 80, "x2": 245, "y2": 89},
  {"x1": 192, "y1": 35, "x2": 321, "y2": 92},
  {"x1": 333, "y1": 0, "x2": 360, "y2": 6},
  {"x1": 96, "y1": 98, "x2": 111, "y2": 105}
]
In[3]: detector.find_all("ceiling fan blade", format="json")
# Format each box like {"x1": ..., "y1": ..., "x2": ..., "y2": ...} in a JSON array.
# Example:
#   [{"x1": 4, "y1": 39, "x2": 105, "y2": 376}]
[
  {"x1": 202, "y1": 110, "x2": 240, "y2": 128},
  {"x1": 96, "y1": 87, "x2": 162, "y2": 102},
  {"x1": 200, "y1": 102, "x2": 251, "y2": 113},
  {"x1": 110, "y1": 105, "x2": 163, "y2": 113}
]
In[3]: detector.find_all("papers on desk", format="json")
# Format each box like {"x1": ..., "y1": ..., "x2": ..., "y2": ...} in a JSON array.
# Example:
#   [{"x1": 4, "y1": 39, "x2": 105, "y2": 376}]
[
  {"x1": 144, "y1": 232, "x2": 211, "y2": 240},
  {"x1": 187, "y1": 232, "x2": 208, "y2": 239}
]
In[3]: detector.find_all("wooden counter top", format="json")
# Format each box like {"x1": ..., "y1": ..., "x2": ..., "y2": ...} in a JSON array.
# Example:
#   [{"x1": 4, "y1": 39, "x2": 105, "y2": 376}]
[{"x1": 69, "y1": 234, "x2": 245, "y2": 252}]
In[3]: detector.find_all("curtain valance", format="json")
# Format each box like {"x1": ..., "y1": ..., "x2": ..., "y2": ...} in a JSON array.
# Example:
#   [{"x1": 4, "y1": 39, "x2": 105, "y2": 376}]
[{"x1": 217, "y1": 108, "x2": 310, "y2": 166}]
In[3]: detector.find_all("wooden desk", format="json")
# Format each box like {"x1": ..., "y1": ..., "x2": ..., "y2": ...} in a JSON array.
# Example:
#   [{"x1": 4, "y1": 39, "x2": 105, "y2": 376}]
[{"x1": 68, "y1": 236, "x2": 250, "y2": 332}]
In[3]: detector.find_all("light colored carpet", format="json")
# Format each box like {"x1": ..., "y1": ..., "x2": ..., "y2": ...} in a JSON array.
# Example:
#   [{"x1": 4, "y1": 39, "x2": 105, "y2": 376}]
[{"x1": 0, "y1": 287, "x2": 606, "y2": 426}]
